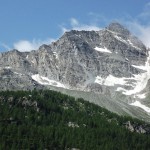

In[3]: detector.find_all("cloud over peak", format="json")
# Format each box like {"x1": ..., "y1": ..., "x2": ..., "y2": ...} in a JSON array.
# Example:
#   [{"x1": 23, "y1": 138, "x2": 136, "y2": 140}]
[
  {"x1": 61, "y1": 17, "x2": 102, "y2": 34},
  {"x1": 13, "y1": 38, "x2": 55, "y2": 52}
]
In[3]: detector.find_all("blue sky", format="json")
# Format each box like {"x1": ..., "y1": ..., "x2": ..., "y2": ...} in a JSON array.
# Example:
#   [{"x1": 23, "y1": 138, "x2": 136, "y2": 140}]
[{"x1": 0, "y1": 0, "x2": 150, "y2": 52}]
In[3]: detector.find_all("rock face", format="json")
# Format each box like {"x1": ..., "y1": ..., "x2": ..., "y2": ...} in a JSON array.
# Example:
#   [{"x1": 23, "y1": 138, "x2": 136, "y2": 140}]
[
  {"x1": 0, "y1": 22, "x2": 150, "y2": 120},
  {"x1": 124, "y1": 121, "x2": 150, "y2": 134}
]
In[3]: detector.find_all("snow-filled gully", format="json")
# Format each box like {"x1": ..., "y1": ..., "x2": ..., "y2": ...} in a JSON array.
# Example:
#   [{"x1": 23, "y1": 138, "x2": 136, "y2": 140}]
[
  {"x1": 122, "y1": 51, "x2": 150, "y2": 113},
  {"x1": 127, "y1": 51, "x2": 150, "y2": 113},
  {"x1": 119, "y1": 51, "x2": 150, "y2": 96},
  {"x1": 95, "y1": 50, "x2": 150, "y2": 113},
  {"x1": 31, "y1": 74, "x2": 67, "y2": 89}
]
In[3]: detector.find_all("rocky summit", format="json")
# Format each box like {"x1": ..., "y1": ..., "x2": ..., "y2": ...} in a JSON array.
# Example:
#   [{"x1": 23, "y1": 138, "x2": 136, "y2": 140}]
[{"x1": 0, "y1": 22, "x2": 150, "y2": 121}]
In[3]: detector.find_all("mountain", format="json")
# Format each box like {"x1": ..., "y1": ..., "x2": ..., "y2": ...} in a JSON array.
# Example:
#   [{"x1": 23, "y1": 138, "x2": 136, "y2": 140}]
[{"x1": 0, "y1": 22, "x2": 150, "y2": 121}]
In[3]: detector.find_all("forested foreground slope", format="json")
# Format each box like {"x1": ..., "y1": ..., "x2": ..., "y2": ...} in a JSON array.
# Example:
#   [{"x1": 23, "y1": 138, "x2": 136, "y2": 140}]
[{"x1": 0, "y1": 90, "x2": 150, "y2": 149}]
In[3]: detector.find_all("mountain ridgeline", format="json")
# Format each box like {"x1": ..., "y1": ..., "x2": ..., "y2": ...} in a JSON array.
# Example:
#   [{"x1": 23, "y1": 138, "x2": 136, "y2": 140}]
[
  {"x1": 0, "y1": 22, "x2": 150, "y2": 121},
  {"x1": 0, "y1": 90, "x2": 150, "y2": 149}
]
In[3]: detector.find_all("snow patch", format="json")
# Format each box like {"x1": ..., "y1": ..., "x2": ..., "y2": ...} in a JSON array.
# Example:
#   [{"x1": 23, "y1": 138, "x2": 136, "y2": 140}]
[
  {"x1": 136, "y1": 93, "x2": 146, "y2": 99},
  {"x1": 31, "y1": 60, "x2": 35, "y2": 64},
  {"x1": 31, "y1": 74, "x2": 67, "y2": 88},
  {"x1": 96, "y1": 70, "x2": 149, "y2": 97},
  {"x1": 132, "y1": 65, "x2": 147, "y2": 71},
  {"x1": 53, "y1": 52, "x2": 58, "y2": 59},
  {"x1": 94, "y1": 47, "x2": 112, "y2": 53},
  {"x1": 14, "y1": 72, "x2": 23, "y2": 76},
  {"x1": 5, "y1": 66, "x2": 12, "y2": 69},
  {"x1": 95, "y1": 75, "x2": 127, "y2": 86},
  {"x1": 127, "y1": 39, "x2": 141, "y2": 50},
  {"x1": 114, "y1": 35, "x2": 141, "y2": 50},
  {"x1": 114, "y1": 35, "x2": 128, "y2": 44},
  {"x1": 121, "y1": 74, "x2": 149, "y2": 95},
  {"x1": 130, "y1": 101, "x2": 150, "y2": 113}
]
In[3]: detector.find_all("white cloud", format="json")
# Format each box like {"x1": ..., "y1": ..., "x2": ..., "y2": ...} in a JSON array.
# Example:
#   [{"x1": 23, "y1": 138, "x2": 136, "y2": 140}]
[
  {"x1": 70, "y1": 18, "x2": 79, "y2": 26},
  {"x1": 72, "y1": 24, "x2": 102, "y2": 31},
  {"x1": 61, "y1": 27, "x2": 68, "y2": 33},
  {"x1": 124, "y1": 2, "x2": 150, "y2": 48},
  {"x1": 13, "y1": 38, "x2": 55, "y2": 52},
  {"x1": 61, "y1": 17, "x2": 102, "y2": 34},
  {"x1": 127, "y1": 22, "x2": 150, "y2": 47},
  {"x1": 70, "y1": 17, "x2": 102, "y2": 31}
]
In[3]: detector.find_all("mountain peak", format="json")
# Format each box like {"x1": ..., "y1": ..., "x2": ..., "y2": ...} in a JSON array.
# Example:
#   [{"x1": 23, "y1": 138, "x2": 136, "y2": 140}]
[
  {"x1": 0, "y1": 22, "x2": 149, "y2": 121},
  {"x1": 106, "y1": 22, "x2": 130, "y2": 36}
]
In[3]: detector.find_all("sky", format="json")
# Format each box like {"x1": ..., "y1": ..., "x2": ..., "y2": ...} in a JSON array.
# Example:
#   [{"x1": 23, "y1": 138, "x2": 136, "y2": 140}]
[{"x1": 0, "y1": 0, "x2": 150, "y2": 52}]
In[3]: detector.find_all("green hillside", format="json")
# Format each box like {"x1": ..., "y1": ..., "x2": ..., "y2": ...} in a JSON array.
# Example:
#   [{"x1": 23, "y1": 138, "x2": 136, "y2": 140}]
[{"x1": 0, "y1": 90, "x2": 150, "y2": 150}]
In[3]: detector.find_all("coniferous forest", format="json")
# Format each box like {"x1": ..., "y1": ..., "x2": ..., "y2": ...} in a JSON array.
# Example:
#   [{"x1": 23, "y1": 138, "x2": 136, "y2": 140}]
[{"x1": 0, "y1": 90, "x2": 150, "y2": 149}]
